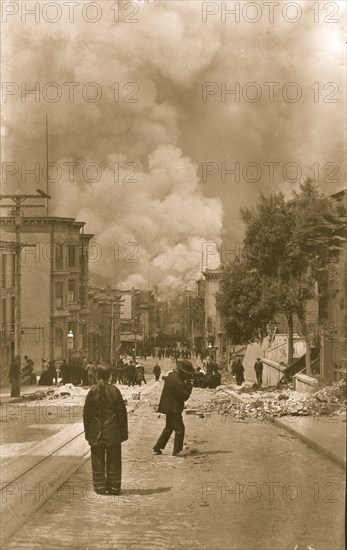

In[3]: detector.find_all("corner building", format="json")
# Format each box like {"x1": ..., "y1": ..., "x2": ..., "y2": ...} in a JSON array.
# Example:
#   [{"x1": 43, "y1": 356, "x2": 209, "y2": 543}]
[{"x1": 1, "y1": 216, "x2": 93, "y2": 367}]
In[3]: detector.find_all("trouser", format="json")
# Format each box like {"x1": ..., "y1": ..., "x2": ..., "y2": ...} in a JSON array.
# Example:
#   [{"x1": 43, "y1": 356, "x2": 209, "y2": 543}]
[
  {"x1": 154, "y1": 412, "x2": 185, "y2": 454},
  {"x1": 90, "y1": 444, "x2": 122, "y2": 494},
  {"x1": 256, "y1": 372, "x2": 262, "y2": 385},
  {"x1": 236, "y1": 374, "x2": 243, "y2": 385}
]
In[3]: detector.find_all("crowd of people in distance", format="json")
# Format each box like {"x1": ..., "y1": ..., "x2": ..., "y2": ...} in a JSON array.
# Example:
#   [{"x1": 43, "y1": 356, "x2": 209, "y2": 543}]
[
  {"x1": 193, "y1": 360, "x2": 222, "y2": 389},
  {"x1": 9, "y1": 347, "x2": 236, "y2": 398}
]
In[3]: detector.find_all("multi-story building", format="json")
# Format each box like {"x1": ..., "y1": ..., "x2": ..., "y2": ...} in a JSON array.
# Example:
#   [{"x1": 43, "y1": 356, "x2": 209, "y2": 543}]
[
  {"x1": 1, "y1": 216, "x2": 93, "y2": 368},
  {"x1": 183, "y1": 290, "x2": 204, "y2": 351},
  {"x1": 155, "y1": 299, "x2": 169, "y2": 334},
  {"x1": 88, "y1": 286, "x2": 123, "y2": 364},
  {"x1": 131, "y1": 289, "x2": 156, "y2": 345},
  {"x1": 166, "y1": 300, "x2": 184, "y2": 338},
  {"x1": 319, "y1": 189, "x2": 347, "y2": 381},
  {"x1": 0, "y1": 243, "x2": 16, "y2": 369},
  {"x1": 203, "y1": 267, "x2": 225, "y2": 361}
]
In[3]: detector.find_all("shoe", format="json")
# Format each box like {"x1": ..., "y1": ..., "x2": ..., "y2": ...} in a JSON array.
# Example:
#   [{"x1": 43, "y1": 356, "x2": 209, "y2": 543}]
[{"x1": 153, "y1": 447, "x2": 162, "y2": 455}]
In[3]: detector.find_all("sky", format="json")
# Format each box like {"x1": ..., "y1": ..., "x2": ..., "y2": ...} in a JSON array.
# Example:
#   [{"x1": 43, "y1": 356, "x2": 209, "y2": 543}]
[{"x1": 2, "y1": 0, "x2": 346, "y2": 299}]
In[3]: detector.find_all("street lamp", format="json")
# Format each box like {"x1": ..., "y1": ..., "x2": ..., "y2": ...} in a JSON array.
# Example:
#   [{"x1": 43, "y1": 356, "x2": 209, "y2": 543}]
[{"x1": 67, "y1": 329, "x2": 74, "y2": 363}]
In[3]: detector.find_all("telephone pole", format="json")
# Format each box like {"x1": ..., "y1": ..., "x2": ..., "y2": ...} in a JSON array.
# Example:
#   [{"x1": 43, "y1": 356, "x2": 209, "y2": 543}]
[{"x1": 0, "y1": 190, "x2": 51, "y2": 391}]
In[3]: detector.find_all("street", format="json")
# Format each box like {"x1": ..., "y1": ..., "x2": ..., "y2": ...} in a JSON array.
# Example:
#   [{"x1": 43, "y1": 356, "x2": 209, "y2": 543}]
[{"x1": 3, "y1": 358, "x2": 345, "y2": 550}]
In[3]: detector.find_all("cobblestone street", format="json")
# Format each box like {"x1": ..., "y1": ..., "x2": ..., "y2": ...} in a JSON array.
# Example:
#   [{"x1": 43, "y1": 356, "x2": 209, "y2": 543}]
[{"x1": 4, "y1": 360, "x2": 345, "y2": 550}]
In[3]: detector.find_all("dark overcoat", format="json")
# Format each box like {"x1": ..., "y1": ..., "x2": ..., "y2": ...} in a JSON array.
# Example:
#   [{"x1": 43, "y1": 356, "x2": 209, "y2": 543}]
[
  {"x1": 158, "y1": 370, "x2": 192, "y2": 414},
  {"x1": 83, "y1": 382, "x2": 128, "y2": 447}
]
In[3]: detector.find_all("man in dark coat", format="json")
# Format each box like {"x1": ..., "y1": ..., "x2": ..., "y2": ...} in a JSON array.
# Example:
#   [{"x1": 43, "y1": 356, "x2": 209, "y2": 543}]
[
  {"x1": 153, "y1": 363, "x2": 161, "y2": 381},
  {"x1": 47, "y1": 360, "x2": 57, "y2": 385},
  {"x1": 60, "y1": 359, "x2": 70, "y2": 385},
  {"x1": 254, "y1": 358, "x2": 263, "y2": 386},
  {"x1": 135, "y1": 364, "x2": 146, "y2": 386},
  {"x1": 23, "y1": 355, "x2": 36, "y2": 384},
  {"x1": 83, "y1": 363, "x2": 128, "y2": 495},
  {"x1": 127, "y1": 361, "x2": 136, "y2": 387},
  {"x1": 235, "y1": 359, "x2": 245, "y2": 386},
  {"x1": 153, "y1": 360, "x2": 194, "y2": 456}
]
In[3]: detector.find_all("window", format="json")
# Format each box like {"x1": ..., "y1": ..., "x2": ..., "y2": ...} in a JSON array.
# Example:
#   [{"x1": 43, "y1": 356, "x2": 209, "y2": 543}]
[
  {"x1": 55, "y1": 244, "x2": 64, "y2": 270},
  {"x1": 79, "y1": 283, "x2": 88, "y2": 307},
  {"x1": 11, "y1": 255, "x2": 15, "y2": 287},
  {"x1": 68, "y1": 245, "x2": 77, "y2": 268},
  {"x1": 10, "y1": 297, "x2": 15, "y2": 331},
  {"x1": 2, "y1": 298, "x2": 6, "y2": 328},
  {"x1": 80, "y1": 252, "x2": 88, "y2": 276},
  {"x1": 1, "y1": 255, "x2": 6, "y2": 288},
  {"x1": 79, "y1": 284, "x2": 85, "y2": 307},
  {"x1": 54, "y1": 326, "x2": 63, "y2": 360},
  {"x1": 68, "y1": 279, "x2": 76, "y2": 303},
  {"x1": 55, "y1": 281, "x2": 64, "y2": 310}
]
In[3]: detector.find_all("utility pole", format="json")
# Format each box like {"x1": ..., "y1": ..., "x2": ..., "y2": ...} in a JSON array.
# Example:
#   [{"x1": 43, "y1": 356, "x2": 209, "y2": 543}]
[
  {"x1": 46, "y1": 114, "x2": 50, "y2": 216},
  {"x1": 0, "y1": 190, "x2": 51, "y2": 392}
]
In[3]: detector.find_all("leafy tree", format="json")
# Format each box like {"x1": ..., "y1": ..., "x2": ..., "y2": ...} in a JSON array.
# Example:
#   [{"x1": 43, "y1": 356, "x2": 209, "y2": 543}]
[
  {"x1": 217, "y1": 263, "x2": 275, "y2": 344},
  {"x1": 284, "y1": 180, "x2": 346, "y2": 371},
  {"x1": 220, "y1": 179, "x2": 346, "y2": 374}
]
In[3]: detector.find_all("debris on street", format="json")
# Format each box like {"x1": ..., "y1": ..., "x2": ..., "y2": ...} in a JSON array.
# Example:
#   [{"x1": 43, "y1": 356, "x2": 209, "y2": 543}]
[
  {"x1": 20, "y1": 384, "x2": 89, "y2": 401},
  {"x1": 192, "y1": 374, "x2": 346, "y2": 421}
]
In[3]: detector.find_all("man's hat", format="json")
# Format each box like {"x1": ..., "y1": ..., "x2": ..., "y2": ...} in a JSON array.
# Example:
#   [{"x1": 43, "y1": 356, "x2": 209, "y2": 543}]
[{"x1": 177, "y1": 360, "x2": 195, "y2": 375}]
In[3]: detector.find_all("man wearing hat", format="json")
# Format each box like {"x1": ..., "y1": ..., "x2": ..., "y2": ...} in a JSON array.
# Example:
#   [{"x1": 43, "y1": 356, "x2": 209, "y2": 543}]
[{"x1": 153, "y1": 359, "x2": 194, "y2": 456}]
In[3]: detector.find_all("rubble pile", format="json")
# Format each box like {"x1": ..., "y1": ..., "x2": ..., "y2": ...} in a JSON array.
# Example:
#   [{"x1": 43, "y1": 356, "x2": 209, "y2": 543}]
[
  {"x1": 21, "y1": 384, "x2": 88, "y2": 401},
  {"x1": 188, "y1": 397, "x2": 272, "y2": 422},
  {"x1": 190, "y1": 375, "x2": 346, "y2": 421},
  {"x1": 47, "y1": 384, "x2": 88, "y2": 398},
  {"x1": 312, "y1": 376, "x2": 346, "y2": 403}
]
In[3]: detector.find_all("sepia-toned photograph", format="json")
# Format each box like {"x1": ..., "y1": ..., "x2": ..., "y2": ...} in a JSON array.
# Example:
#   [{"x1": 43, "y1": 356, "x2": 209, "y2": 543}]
[{"x1": 0, "y1": 1, "x2": 346, "y2": 549}]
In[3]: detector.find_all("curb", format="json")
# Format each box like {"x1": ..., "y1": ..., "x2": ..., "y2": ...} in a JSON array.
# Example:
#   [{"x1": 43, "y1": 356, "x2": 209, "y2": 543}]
[
  {"x1": 272, "y1": 416, "x2": 346, "y2": 471},
  {"x1": 222, "y1": 388, "x2": 346, "y2": 471}
]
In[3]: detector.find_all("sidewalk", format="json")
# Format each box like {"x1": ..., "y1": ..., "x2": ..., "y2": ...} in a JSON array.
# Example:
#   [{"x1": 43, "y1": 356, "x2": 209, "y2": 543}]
[{"x1": 223, "y1": 386, "x2": 346, "y2": 470}]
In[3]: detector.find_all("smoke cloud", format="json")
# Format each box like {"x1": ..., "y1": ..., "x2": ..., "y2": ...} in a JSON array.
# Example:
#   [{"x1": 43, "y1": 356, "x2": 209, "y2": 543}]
[{"x1": 2, "y1": 0, "x2": 345, "y2": 299}]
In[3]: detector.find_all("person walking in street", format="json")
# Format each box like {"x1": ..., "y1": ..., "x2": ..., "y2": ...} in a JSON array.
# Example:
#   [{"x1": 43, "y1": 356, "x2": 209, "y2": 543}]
[
  {"x1": 85, "y1": 360, "x2": 97, "y2": 386},
  {"x1": 9, "y1": 355, "x2": 21, "y2": 397},
  {"x1": 135, "y1": 363, "x2": 146, "y2": 386},
  {"x1": 23, "y1": 355, "x2": 36, "y2": 384},
  {"x1": 153, "y1": 363, "x2": 161, "y2": 381},
  {"x1": 60, "y1": 359, "x2": 70, "y2": 385},
  {"x1": 46, "y1": 360, "x2": 57, "y2": 385},
  {"x1": 38, "y1": 358, "x2": 50, "y2": 385},
  {"x1": 235, "y1": 359, "x2": 245, "y2": 386},
  {"x1": 127, "y1": 361, "x2": 136, "y2": 387},
  {"x1": 83, "y1": 363, "x2": 128, "y2": 495},
  {"x1": 153, "y1": 359, "x2": 194, "y2": 457},
  {"x1": 254, "y1": 357, "x2": 263, "y2": 386}
]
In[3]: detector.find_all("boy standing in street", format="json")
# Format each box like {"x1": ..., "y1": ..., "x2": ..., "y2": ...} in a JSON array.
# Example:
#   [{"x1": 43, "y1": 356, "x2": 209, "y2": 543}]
[{"x1": 83, "y1": 363, "x2": 128, "y2": 495}]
